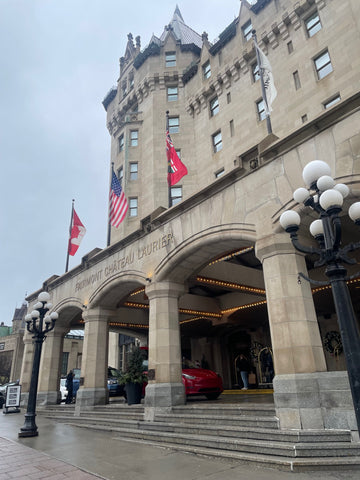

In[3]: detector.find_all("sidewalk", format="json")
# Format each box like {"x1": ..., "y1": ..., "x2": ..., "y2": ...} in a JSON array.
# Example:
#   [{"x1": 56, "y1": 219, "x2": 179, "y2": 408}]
[{"x1": 1, "y1": 407, "x2": 360, "y2": 480}]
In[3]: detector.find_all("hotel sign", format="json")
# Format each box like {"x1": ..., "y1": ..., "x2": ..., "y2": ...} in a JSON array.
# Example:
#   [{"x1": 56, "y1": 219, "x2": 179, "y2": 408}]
[{"x1": 75, "y1": 232, "x2": 175, "y2": 293}]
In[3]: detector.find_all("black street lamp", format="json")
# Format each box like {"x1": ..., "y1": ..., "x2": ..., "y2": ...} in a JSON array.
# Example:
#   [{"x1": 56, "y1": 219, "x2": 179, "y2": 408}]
[
  {"x1": 18, "y1": 291, "x2": 58, "y2": 438},
  {"x1": 280, "y1": 160, "x2": 360, "y2": 433}
]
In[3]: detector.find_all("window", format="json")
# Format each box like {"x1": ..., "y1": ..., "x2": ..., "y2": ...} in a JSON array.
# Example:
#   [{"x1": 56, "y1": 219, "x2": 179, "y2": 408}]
[
  {"x1": 168, "y1": 117, "x2": 179, "y2": 134},
  {"x1": 118, "y1": 134, "x2": 124, "y2": 152},
  {"x1": 227, "y1": 92, "x2": 231, "y2": 104},
  {"x1": 171, "y1": 186, "x2": 182, "y2": 206},
  {"x1": 122, "y1": 81, "x2": 127, "y2": 97},
  {"x1": 314, "y1": 50, "x2": 333, "y2": 80},
  {"x1": 215, "y1": 168, "x2": 225, "y2": 178},
  {"x1": 242, "y1": 20, "x2": 253, "y2": 42},
  {"x1": 130, "y1": 130, "x2": 138, "y2": 146},
  {"x1": 129, "y1": 74, "x2": 134, "y2": 90},
  {"x1": 252, "y1": 62, "x2": 260, "y2": 82},
  {"x1": 305, "y1": 11, "x2": 321, "y2": 38},
  {"x1": 256, "y1": 99, "x2": 266, "y2": 121},
  {"x1": 203, "y1": 60, "x2": 211, "y2": 79},
  {"x1": 166, "y1": 52, "x2": 176, "y2": 67},
  {"x1": 229, "y1": 120, "x2": 234, "y2": 137},
  {"x1": 287, "y1": 41, "x2": 294, "y2": 54},
  {"x1": 129, "y1": 198, "x2": 138, "y2": 217},
  {"x1": 117, "y1": 166, "x2": 123, "y2": 186},
  {"x1": 301, "y1": 114, "x2": 308, "y2": 123},
  {"x1": 323, "y1": 94, "x2": 341, "y2": 109},
  {"x1": 210, "y1": 96, "x2": 219, "y2": 117},
  {"x1": 293, "y1": 71, "x2": 301, "y2": 90},
  {"x1": 212, "y1": 131, "x2": 222, "y2": 153},
  {"x1": 175, "y1": 149, "x2": 181, "y2": 158},
  {"x1": 130, "y1": 162, "x2": 138, "y2": 180},
  {"x1": 167, "y1": 86, "x2": 178, "y2": 102}
]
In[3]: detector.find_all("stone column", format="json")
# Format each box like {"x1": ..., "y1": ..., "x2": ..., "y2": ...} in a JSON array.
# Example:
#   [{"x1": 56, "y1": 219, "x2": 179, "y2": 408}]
[
  {"x1": 256, "y1": 234, "x2": 355, "y2": 431},
  {"x1": 18, "y1": 332, "x2": 34, "y2": 407},
  {"x1": 144, "y1": 281, "x2": 185, "y2": 417},
  {"x1": 75, "y1": 307, "x2": 110, "y2": 414},
  {"x1": 37, "y1": 325, "x2": 67, "y2": 405}
]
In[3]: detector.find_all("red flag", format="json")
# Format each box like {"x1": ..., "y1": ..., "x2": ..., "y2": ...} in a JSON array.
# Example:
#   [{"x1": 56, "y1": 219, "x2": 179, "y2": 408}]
[
  {"x1": 166, "y1": 130, "x2": 188, "y2": 186},
  {"x1": 68, "y1": 209, "x2": 86, "y2": 256}
]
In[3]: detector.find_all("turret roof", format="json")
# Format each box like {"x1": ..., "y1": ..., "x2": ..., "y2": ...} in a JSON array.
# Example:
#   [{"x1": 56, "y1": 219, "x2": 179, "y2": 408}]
[{"x1": 159, "y1": 5, "x2": 202, "y2": 48}]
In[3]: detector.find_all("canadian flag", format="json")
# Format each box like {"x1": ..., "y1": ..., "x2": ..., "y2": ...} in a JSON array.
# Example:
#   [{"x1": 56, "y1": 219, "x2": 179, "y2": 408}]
[
  {"x1": 166, "y1": 130, "x2": 188, "y2": 186},
  {"x1": 68, "y1": 209, "x2": 86, "y2": 256}
]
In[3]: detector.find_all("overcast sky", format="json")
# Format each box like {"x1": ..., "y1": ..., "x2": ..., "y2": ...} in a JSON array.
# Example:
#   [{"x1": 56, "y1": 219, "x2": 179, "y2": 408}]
[{"x1": 0, "y1": 0, "x2": 241, "y2": 325}]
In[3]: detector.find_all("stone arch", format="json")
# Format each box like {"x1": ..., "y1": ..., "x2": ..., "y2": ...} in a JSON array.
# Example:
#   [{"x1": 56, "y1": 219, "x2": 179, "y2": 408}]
[
  {"x1": 89, "y1": 270, "x2": 147, "y2": 308},
  {"x1": 155, "y1": 223, "x2": 257, "y2": 283},
  {"x1": 53, "y1": 297, "x2": 84, "y2": 330}
]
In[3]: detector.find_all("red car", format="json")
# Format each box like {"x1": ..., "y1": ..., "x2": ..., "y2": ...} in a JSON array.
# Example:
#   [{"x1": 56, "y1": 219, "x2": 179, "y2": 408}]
[
  {"x1": 140, "y1": 348, "x2": 223, "y2": 400},
  {"x1": 182, "y1": 368, "x2": 223, "y2": 400}
]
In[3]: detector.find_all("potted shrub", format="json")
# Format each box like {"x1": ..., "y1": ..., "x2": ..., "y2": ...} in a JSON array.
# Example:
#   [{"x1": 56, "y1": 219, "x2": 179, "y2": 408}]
[{"x1": 121, "y1": 346, "x2": 147, "y2": 405}]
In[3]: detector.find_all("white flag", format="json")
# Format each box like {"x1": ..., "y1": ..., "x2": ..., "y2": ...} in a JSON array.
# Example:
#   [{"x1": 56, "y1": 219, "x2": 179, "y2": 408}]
[{"x1": 255, "y1": 44, "x2": 277, "y2": 115}]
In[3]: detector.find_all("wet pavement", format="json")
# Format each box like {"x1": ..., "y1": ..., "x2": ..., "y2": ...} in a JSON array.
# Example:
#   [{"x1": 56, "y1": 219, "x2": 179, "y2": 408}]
[{"x1": 1, "y1": 394, "x2": 360, "y2": 480}]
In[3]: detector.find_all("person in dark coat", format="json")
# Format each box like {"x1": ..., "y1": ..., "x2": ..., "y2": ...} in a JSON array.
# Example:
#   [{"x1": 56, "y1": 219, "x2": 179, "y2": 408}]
[
  {"x1": 65, "y1": 370, "x2": 74, "y2": 404},
  {"x1": 238, "y1": 354, "x2": 250, "y2": 390}
]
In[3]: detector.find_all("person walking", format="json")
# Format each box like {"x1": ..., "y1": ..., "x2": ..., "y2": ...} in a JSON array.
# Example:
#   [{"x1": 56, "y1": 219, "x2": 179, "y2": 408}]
[
  {"x1": 65, "y1": 370, "x2": 74, "y2": 404},
  {"x1": 238, "y1": 354, "x2": 250, "y2": 390}
]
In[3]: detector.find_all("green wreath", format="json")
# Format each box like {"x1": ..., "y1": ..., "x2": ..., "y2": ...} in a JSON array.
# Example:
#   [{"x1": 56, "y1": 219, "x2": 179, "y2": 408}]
[{"x1": 324, "y1": 331, "x2": 343, "y2": 356}]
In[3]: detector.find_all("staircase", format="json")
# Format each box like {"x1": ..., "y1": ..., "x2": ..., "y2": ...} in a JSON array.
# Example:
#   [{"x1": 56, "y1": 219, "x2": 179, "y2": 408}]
[{"x1": 39, "y1": 402, "x2": 360, "y2": 472}]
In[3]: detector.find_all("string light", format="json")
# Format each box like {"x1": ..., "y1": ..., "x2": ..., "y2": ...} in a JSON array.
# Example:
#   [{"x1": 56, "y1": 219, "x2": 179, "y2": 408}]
[
  {"x1": 221, "y1": 300, "x2": 267, "y2": 314},
  {"x1": 124, "y1": 301, "x2": 149, "y2": 309},
  {"x1": 197, "y1": 276, "x2": 266, "y2": 295},
  {"x1": 180, "y1": 316, "x2": 208, "y2": 325},
  {"x1": 208, "y1": 246, "x2": 254, "y2": 265},
  {"x1": 129, "y1": 287, "x2": 146, "y2": 296},
  {"x1": 109, "y1": 321, "x2": 148, "y2": 329},
  {"x1": 312, "y1": 277, "x2": 360, "y2": 294},
  {"x1": 179, "y1": 308, "x2": 221, "y2": 318}
]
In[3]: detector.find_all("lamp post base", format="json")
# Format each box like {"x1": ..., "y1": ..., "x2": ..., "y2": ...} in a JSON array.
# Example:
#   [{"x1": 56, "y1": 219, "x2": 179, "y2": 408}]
[{"x1": 18, "y1": 413, "x2": 38, "y2": 438}]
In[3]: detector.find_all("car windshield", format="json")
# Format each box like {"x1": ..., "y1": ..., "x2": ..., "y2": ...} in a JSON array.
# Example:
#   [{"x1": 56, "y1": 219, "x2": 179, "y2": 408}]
[{"x1": 60, "y1": 378, "x2": 66, "y2": 386}]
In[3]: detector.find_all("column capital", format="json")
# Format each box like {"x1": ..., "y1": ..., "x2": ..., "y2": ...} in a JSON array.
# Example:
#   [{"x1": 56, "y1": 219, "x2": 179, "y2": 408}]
[
  {"x1": 82, "y1": 306, "x2": 116, "y2": 323},
  {"x1": 255, "y1": 233, "x2": 302, "y2": 263},
  {"x1": 145, "y1": 281, "x2": 186, "y2": 301}
]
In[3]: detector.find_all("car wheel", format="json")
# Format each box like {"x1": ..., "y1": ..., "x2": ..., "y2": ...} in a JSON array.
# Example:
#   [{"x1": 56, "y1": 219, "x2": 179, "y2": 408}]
[{"x1": 205, "y1": 393, "x2": 220, "y2": 400}]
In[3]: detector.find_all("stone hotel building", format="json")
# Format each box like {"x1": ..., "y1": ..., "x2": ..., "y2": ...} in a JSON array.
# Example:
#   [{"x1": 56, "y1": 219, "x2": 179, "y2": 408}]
[{"x1": 20, "y1": 0, "x2": 360, "y2": 433}]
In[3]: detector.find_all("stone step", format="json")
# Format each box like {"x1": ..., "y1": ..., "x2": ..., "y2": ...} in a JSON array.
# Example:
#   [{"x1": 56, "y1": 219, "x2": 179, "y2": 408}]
[
  {"x1": 154, "y1": 412, "x2": 279, "y2": 428},
  {"x1": 171, "y1": 403, "x2": 276, "y2": 417},
  {"x1": 51, "y1": 419, "x2": 360, "y2": 463},
  {"x1": 84, "y1": 431, "x2": 360, "y2": 472},
  {"x1": 46, "y1": 412, "x2": 351, "y2": 444}
]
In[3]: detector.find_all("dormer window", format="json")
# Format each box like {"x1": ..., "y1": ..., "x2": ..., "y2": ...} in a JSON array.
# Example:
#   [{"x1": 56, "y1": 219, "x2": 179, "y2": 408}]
[
  {"x1": 203, "y1": 61, "x2": 211, "y2": 79},
  {"x1": 242, "y1": 20, "x2": 253, "y2": 42},
  {"x1": 166, "y1": 52, "x2": 176, "y2": 67}
]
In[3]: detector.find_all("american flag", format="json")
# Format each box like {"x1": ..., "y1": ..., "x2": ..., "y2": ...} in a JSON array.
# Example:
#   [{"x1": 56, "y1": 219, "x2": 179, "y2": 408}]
[{"x1": 109, "y1": 171, "x2": 128, "y2": 228}]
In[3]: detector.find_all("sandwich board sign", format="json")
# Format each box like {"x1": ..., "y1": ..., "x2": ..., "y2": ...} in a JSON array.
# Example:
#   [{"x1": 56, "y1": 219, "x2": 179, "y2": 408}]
[{"x1": 3, "y1": 384, "x2": 21, "y2": 414}]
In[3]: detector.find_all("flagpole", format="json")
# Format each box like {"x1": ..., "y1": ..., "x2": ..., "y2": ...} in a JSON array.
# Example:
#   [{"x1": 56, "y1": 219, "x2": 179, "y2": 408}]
[
  {"x1": 107, "y1": 163, "x2": 114, "y2": 247},
  {"x1": 166, "y1": 111, "x2": 172, "y2": 208},
  {"x1": 252, "y1": 30, "x2": 272, "y2": 135},
  {"x1": 65, "y1": 199, "x2": 75, "y2": 273}
]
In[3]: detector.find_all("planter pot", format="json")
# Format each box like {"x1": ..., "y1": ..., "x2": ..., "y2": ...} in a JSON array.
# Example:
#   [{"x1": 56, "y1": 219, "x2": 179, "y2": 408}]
[{"x1": 125, "y1": 382, "x2": 142, "y2": 405}]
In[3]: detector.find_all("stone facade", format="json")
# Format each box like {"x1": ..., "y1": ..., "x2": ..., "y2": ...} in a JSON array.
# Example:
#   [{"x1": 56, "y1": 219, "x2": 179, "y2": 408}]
[{"x1": 20, "y1": 0, "x2": 360, "y2": 433}]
